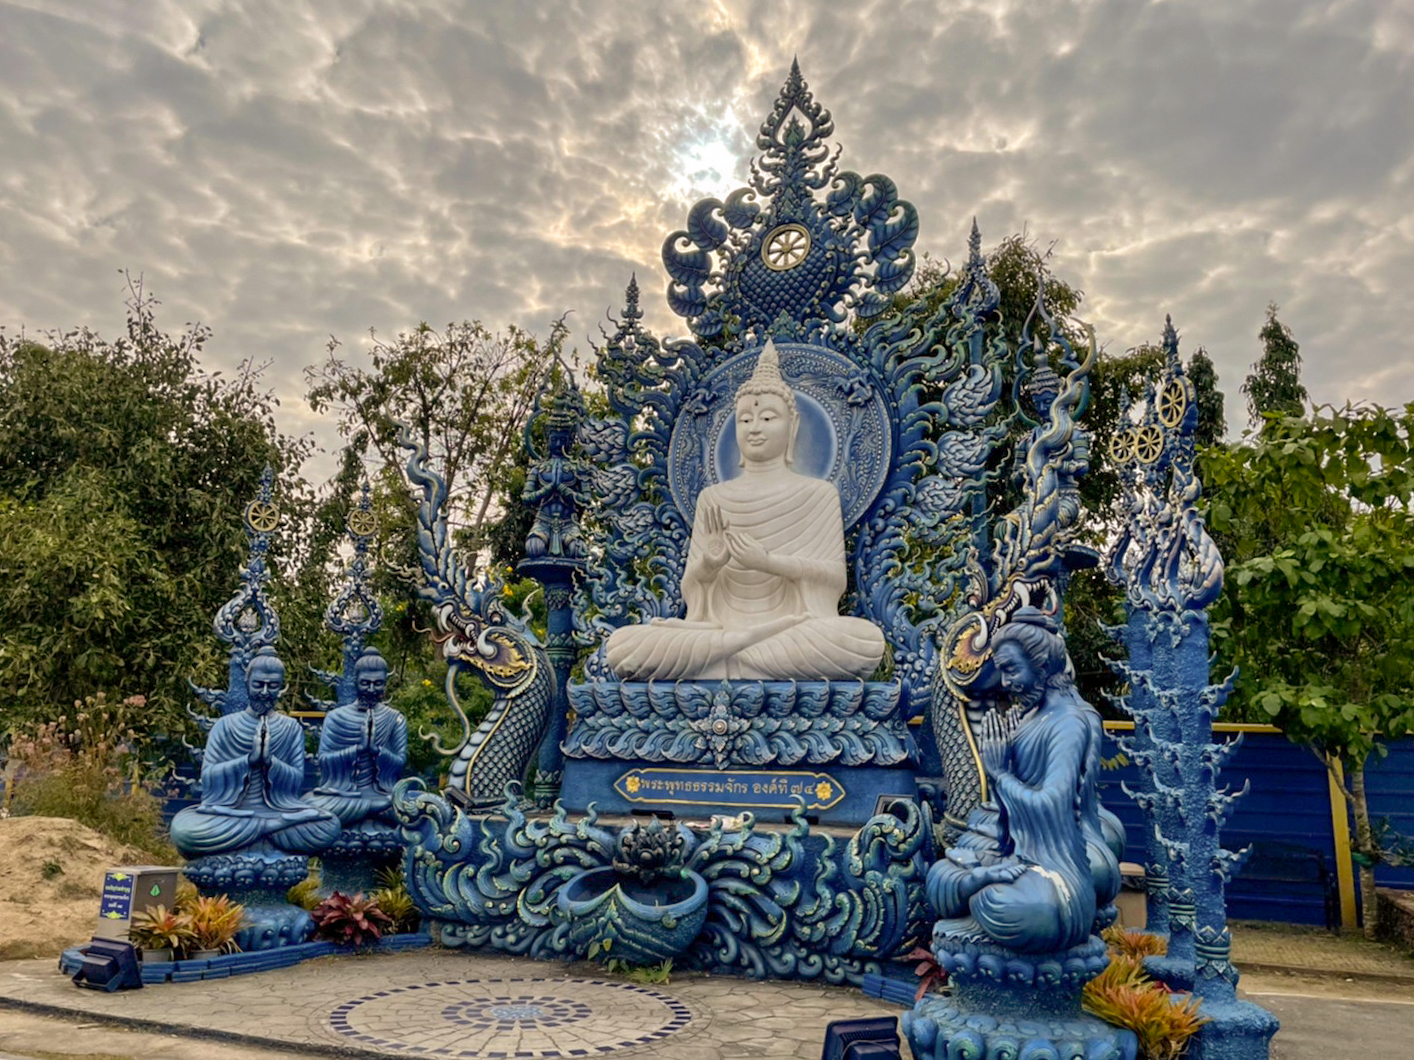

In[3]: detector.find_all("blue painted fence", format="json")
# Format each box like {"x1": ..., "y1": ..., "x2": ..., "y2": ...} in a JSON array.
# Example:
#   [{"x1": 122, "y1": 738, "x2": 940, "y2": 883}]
[{"x1": 1099, "y1": 728, "x2": 1414, "y2": 926}]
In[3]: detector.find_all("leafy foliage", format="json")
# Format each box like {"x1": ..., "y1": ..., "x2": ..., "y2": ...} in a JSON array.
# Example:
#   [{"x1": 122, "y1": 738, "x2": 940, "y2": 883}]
[
  {"x1": 127, "y1": 904, "x2": 198, "y2": 958},
  {"x1": 1102, "y1": 925, "x2": 1168, "y2": 960},
  {"x1": 305, "y1": 319, "x2": 562, "y2": 573},
  {"x1": 1242, "y1": 303, "x2": 1308, "y2": 427},
  {"x1": 287, "y1": 871, "x2": 324, "y2": 911},
  {"x1": 602, "y1": 957, "x2": 673, "y2": 985},
  {"x1": 0, "y1": 278, "x2": 313, "y2": 733},
  {"x1": 186, "y1": 894, "x2": 246, "y2": 953},
  {"x1": 1187, "y1": 347, "x2": 1226, "y2": 447},
  {"x1": 1202, "y1": 402, "x2": 1414, "y2": 933},
  {"x1": 371, "y1": 864, "x2": 422, "y2": 934},
  {"x1": 1084, "y1": 953, "x2": 1206, "y2": 1060},
  {"x1": 1202, "y1": 404, "x2": 1414, "y2": 761},
  {"x1": 311, "y1": 890, "x2": 395, "y2": 947},
  {"x1": 908, "y1": 945, "x2": 947, "y2": 1000},
  {"x1": 3, "y1": 692, "x2": 175, "y2": 859}
]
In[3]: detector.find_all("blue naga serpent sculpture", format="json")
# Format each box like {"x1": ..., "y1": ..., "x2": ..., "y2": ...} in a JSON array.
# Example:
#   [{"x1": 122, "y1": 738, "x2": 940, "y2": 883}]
[{"x1": 398, "y1": 426, "x2": 555, "y2": 810}]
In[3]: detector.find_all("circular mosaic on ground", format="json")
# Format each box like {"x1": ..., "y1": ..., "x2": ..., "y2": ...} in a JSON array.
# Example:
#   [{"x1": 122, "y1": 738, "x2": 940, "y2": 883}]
[{"x1": 327, "y1": 977, "x2": 694, "y2": 1058}]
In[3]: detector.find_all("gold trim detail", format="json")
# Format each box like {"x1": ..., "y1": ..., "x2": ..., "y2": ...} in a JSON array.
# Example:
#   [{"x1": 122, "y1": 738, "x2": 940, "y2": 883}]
[{"x1": 762, "y1": 224, "x2": 811, "y2": 271}]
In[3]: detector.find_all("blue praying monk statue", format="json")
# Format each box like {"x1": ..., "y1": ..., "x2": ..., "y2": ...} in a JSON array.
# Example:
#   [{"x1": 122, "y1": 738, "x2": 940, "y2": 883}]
[
  {"x1": 308, "y1": 649, "x2": 408, "y2": 829},
  {"x1": 171, "y1": 648, "x2": 341, "y2": 858},
  {"x1": 926, "y1": 608, "x2": 1121, "y2": 953}
]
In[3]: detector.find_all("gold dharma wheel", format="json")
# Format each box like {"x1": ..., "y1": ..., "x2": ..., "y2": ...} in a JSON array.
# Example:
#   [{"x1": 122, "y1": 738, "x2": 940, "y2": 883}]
[
  {"x1": 1110, "y1": 428, "x2": 1137, "y2": 466},
  {"x1": 347, "y1": 508, "x2": 377, "y2": 537},
  {"x1": 1157, "y1": 379, "x2": 1189, "y2": 428},
  {"x1": 762, "y1": 224, "x2": 811, "y2": 271},
  {"x1": 245, "y1": 500, "x2": 281, "y2": 533},
  {"x1": 1133, "y1": 424, "x2": 1165, "y2": 464}
]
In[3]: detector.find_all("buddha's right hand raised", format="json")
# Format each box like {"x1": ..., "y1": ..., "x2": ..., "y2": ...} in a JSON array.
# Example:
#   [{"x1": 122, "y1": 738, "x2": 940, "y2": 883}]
[{"x1": 700, "y1": 503, "x2": 730, "y2": 570}]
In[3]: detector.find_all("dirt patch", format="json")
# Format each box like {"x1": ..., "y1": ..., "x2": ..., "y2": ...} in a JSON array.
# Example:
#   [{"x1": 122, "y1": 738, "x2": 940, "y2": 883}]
[{"x1": 0, "y1": 815, "x2": 163, "y2": 959}]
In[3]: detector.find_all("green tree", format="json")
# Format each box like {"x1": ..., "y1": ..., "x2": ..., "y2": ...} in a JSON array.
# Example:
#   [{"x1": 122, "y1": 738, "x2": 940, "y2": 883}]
[
  {"x1": 305, "y1": 319, "x2": 564, "y2": 573},
  {"x1": 1242, "y1": 303, "x2": 1308, "y2": 427},
  {"x1": 1188, "y1": 346, "x2": 1226, "y2": 447},
  {"x1": 0, "y1": 278, "x2": 312, "y2": 734},
  {"x1": 1201, "y1": 404, "x2": 1414, "y2": 936}
]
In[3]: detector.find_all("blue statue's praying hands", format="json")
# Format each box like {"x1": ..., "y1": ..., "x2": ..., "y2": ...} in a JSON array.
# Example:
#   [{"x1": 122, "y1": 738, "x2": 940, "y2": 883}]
[
  {"x1": 171, "y1": 648, "x2": 341, "y2": 858},
  {"x1": 927, "y1": 609, "x2": 1121, "y2": 954},
  {"x1": 308, "y1": 649, "x2": 408, "y2": 829}
]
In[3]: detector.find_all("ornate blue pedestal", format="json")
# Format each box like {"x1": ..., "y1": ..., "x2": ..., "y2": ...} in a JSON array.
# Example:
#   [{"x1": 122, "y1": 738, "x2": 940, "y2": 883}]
[
  {"x1": 1186, "y1": 999, "x2": 1280, "y2": 1060},
  {"x1": 318, "y1": 824, "x2": 403, "y2": 897},
  {"x1": 560, "y1": 680, "x2": 916, "y2": 827},
  {"x1": 903, "y1": 936, "x2": 1136, "y2": 1060},
  {"x1": 183, "y1": 850, "x2": 313, "y2": 952}
]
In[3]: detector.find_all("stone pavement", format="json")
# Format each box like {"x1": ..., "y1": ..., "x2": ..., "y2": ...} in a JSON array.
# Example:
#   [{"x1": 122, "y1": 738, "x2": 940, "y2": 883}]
[
  {"x1": 0, "y1": 948, "x2": 907, "y2": 1060},
  {"x1": 2, "y1": 923, "x2": 1413, "y2": 1060},
  {"x1": 1230, "y1": 919, "x2": 1414, "y2": 982}
]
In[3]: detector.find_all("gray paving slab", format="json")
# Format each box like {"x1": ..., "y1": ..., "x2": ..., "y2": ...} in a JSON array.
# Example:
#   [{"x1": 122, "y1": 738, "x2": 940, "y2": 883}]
[
  {"x1": 8, "y1": 950, "x2": 1413, "y2": 1060},
  {"x1": 1250, "y1": 989, "x2": 1414, "y2": 1059},
  {"x1": 0, "y1": 950, "x2": 910, "y2": 1060}
]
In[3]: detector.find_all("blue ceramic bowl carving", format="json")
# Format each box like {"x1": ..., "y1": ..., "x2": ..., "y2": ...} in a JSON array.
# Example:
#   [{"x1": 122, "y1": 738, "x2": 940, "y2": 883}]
[{"x1": 558, "y1": 866, "x2": 709, "y2": 964}]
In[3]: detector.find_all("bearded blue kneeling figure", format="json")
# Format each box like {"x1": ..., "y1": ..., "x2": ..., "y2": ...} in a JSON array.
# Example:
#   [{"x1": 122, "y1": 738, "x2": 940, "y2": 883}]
[{"x1": 905, "y1": 609, "x2": 1135, "y2": 1060}]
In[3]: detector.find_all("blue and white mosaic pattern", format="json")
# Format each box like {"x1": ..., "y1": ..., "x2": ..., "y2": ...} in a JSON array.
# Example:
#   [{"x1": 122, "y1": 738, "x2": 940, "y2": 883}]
[{"x1": 327, "y1": 977, "x2": 694, "y2": 1058}]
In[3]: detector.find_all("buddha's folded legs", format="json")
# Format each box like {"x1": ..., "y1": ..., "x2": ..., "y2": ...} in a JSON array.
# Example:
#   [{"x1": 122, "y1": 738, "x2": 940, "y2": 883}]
[
  {"x1": 969, "y1": 868, "x2": 1086, "y2": 953},
  {"x1": 170, "y1": 806, "x2": 271, "y2": 857},
  {"x1": 307, "y1": 790, "x2": 395, "y2": 828},
  {"x1": 170, "y1": 805, "x2": 341, "y2": 858},
  {"x1": 732, "y1": 617, "x2": 885, "y2": 680},
  {"x1": 273, "y1": 810, "x2": 343, "y2": 853},
  {"x1": 605, "y1": 622, "x2": 728, "y2": 680},
  {"x1": 605, "y1": 614, "x2": 810, "y2": 681}
]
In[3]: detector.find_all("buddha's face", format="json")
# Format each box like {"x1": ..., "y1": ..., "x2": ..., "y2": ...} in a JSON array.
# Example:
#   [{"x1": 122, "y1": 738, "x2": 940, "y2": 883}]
[
  {"x1": 735, "y1": 391, "x2": 794, "y2": 465},
  {"x1": 247, "y1": 658, "x2": 286, "y2": 716},
  {"x1": 355, "y1": 661, "x2": 388, "y2": 709}
]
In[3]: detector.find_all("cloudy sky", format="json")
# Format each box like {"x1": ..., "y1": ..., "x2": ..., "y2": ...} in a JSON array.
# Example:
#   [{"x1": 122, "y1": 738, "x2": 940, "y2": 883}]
[{"x1": 2, "y1": 0, "x2": 1411, "y2": 479}]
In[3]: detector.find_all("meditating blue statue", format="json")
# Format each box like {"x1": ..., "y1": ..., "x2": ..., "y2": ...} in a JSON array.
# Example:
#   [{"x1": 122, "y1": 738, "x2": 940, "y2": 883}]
[
  {"x1": 308, "y1": 649, "x2": 408, "y2": 829},
  {"x1": 926, "y1": 609, "x2": 1120, "y2": 953},
  {"x1": 171, "y1": 648, "x2": 341, "y2": 858}
]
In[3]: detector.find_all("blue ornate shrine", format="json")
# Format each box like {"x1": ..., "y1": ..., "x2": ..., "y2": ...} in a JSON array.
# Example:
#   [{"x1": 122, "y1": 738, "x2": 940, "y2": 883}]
[
  {"x1": 391, "y1": 61, "x2": 1090, "y2": 982},
  {"x1": 386, "y1": 62, "x2": 1275, "y2": 1059}
]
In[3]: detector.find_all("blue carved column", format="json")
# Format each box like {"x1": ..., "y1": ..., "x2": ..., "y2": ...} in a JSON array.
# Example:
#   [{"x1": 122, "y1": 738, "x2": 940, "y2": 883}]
[
  {"x1": 1107, "y1": 320, "x2": 1278, "y2": 1060},
  {"x1": 517, "y1": 361, "x2": 587, "y2": 808},
  {"x1": 188, "y1": 465, "x2": 283, "y2": 724}
]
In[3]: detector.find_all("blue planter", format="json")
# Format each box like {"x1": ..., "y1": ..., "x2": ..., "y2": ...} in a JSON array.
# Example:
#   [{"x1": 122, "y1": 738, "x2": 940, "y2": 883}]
[{"x1": 558, "y1": 867, "x2": 709, "y2": 965}]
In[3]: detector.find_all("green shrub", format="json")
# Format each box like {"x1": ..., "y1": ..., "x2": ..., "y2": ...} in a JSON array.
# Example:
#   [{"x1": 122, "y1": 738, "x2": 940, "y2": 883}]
[
  {"x1": 1102, "y1": 924, "x2": 1168, "y2": 959},
  {"x1": 389, "y1": 669, "x2": 492, "y2": 780},
  {"x1": 4, "y1": 693, "x2": 176, "y2": 860},
  {"x1": 287, "y1": 869, "x2": 323, "y2": 910},
  {"x1": 370, "y1": 864, "x2": 421, "y2": 934}
]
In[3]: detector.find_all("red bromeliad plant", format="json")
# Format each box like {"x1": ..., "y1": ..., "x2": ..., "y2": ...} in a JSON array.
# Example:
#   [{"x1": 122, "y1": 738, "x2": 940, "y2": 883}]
[
  {"x1": 311, "y1": 891, "x2": 395, "y2": 947},
  {"x1": 909, "y1": 946, "x2": 947, "y2": 1000}
]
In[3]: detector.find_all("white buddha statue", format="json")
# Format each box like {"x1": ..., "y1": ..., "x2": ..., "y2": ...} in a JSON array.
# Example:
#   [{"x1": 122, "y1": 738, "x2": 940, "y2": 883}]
[{"x1": 605, "y1": 340, "x2": 885, "y2": 681}]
